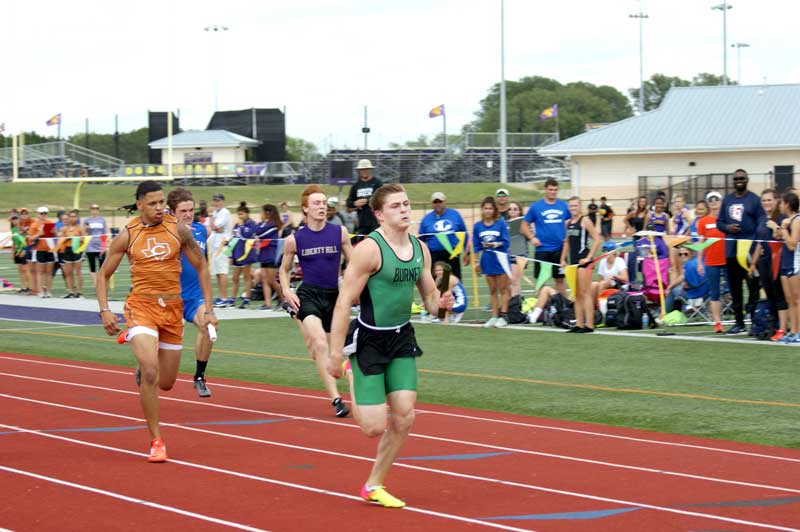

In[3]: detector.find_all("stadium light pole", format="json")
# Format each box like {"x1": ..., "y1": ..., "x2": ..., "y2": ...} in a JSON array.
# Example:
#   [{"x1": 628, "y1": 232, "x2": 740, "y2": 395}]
[
  {"x1": 204, "y1": 25, "x2": 229, "y2": 111},
  {"x1": 499, "y1": 0, "x2": 507, "y2": 184},
  {"x1": 731, "y1": 42, "x2": 750, "y2": 84},
  {"x1": 629, "y1": 11, "x2": 648, "y2": 113},
  {"x1": 711, "y1": 3, "x2": 732, "y2": 85}
]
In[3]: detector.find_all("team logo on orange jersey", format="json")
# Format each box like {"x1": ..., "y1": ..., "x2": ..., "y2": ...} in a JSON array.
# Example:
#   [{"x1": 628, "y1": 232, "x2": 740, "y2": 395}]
[{"x1": 141, "y1": 237, "x2": 172, "y2": 261}]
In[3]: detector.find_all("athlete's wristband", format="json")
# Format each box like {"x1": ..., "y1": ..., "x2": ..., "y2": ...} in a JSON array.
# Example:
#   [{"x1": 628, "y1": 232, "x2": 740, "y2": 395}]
[
  {"x1": 204, "y1": 311, "x2": 215, "y2": 315},
  {"x1": 99, "y1": 309, "x2": 111, "y2": 317}
]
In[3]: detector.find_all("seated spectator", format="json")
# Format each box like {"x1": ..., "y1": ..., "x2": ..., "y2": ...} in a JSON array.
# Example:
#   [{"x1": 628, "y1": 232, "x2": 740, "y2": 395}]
[
  {"x1": 665, "y1": 247, "x2": 708, "y2": 312},
  {"x1": 593, "y1": 241, "x2": 629, "y2": 299},
  {"x1": 432, "y1": 261, "x2": 468, "y2": 324}
]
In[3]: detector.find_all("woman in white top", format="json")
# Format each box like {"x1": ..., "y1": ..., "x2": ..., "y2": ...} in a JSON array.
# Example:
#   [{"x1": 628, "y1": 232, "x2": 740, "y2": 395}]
[{"x1": 593, "y1": 241, "x2": 629, "y2": 300}]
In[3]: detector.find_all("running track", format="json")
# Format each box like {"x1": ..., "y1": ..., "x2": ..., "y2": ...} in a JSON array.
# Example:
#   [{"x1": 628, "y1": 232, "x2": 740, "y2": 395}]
[{"x1": 1, "y1": 353, "x2": 799, "y2": 532}]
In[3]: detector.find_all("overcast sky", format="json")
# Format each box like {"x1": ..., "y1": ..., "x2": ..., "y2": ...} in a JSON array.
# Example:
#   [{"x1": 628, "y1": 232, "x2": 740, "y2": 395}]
[{"x1": 3, "y1": 0, "x2": 799, "y2": 151}]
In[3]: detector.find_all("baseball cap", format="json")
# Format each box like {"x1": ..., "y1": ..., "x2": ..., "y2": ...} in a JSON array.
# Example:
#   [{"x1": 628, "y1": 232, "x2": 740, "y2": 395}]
[
  {"x1": 212, "y1": 193, "x2": 225, "y2": 201},
  {"x1": 90, "y1": 203, "x2": 100, "y2": 209},
  {"x1": 37, "y1": 206, "x2": 49, "y2": 214},
  {"x1": 356, "y1": 159, "x2": 374, "y2": 170},
  {"x1": 431, "y1": 192, "x2": 446, "y2": 202},
  {"x1": 706, "y1": 191, "x2": 722, "y2": 201},
  {"x1": 495, "y1": 188, "x2": 509, "y2": 197},
  {"x1": 327, "y1": 196, "x2": 339, "y2": 207},
  {"x1": 602, "y1": 241, "x2": 618, "y2": 252}
]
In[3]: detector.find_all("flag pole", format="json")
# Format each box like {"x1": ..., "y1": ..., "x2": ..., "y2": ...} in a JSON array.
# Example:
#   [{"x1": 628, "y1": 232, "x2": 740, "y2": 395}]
[
  {"x1": 443, "y1": 111, "x2": 447, "y2": 150},
  {"x1": 555, "y1": 111, "x2": 560, "y2": 141}
]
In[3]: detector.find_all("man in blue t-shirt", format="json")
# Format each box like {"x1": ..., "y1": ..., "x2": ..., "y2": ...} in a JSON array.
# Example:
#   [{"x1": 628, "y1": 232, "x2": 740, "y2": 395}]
[
  {"x1": 523, "y1": 177, "x2": 570, "y2": 295},
  {"x1": 665, "y1": 248, "x2": 708, "y2": 312},
  {"x1": 418, "y1": 192, "x2": 467, "y2": 278},
  {"x1": 716, "y1": 169, "x2": 764, "y2": 335},
  {"x1": 167, "y1": 188, "x2": 215, "y2": 398}
]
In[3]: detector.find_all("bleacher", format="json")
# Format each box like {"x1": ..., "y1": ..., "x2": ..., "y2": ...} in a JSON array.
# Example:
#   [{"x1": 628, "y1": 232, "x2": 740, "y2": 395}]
[{"x1": 0, "y1": 141, "x2": 124, "y2": 180}]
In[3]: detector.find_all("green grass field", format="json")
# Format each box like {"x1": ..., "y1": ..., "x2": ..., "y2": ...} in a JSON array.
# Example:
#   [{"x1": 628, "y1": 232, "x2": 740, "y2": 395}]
[
  {"x1": 2, "y1": 250, "x2": 798, "y2": 450},
  {"x1": 0, "y1": 182, "x2": 542, "y2": 213}
]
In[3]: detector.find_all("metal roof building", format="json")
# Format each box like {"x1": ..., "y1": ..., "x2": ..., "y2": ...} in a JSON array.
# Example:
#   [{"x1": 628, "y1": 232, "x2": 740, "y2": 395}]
[
  {"x1": 538, "y1": 84, "x2": 800, "y2": 205},
  {"x1": 149, "y1": 130, "x2": 260, "y2": 150}
]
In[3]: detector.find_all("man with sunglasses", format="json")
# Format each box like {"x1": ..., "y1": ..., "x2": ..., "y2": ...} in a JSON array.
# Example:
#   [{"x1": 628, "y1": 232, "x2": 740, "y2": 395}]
[
  {"x1": 418, "y1": 191, "x2": 467, "y2": 278},
  {"x1": 716, "y1": 169, "x2": 764, "y2": 334}
]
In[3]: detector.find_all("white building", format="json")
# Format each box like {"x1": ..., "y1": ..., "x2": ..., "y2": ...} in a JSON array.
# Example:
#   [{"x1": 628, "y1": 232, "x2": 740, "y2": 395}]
[
  {"x1": 539, "y1": 84, "x2": 800, "y2": 204},
  {"x1": 149, "y1": 130, "x2": 260, "y2": 165}
]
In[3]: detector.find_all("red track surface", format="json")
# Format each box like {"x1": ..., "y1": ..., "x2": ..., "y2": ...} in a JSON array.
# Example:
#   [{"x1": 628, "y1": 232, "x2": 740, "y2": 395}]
[{"x1": 2, "y1": 352, "x2": 800, "y2": 532}]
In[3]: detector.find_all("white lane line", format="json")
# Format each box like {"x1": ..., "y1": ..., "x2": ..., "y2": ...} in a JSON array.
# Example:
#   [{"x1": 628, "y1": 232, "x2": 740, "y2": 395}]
[
  {"x1": 0, "y1": 422, "x2": 535, "y2": 532},
  {"x1": 2, "y1": 355, "x2": 800, "y2": 465},
  {"x1": 0, "y1": 318, "x2": 95, "y2": 328},
  {"x1": 2, "y1": 371, "x2": 800, "y2": 494},
  {"x1": 2, "y1": 396, "x2": 800, "y2": 532},
  {"x1": 0, "y1": 465, "x2": 271, "y2": 532}
]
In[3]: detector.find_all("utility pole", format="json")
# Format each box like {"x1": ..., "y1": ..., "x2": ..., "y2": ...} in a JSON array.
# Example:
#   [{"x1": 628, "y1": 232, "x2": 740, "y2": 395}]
[
  {"x1": 712, "y1": 3, "x2": 733, "y2": 85},
  {"x1": 499, "y1": 0, "x2": 507, "y2": 184},
  {"x1": 629, "y1": 10, "x2": 649, "y2": 113}
]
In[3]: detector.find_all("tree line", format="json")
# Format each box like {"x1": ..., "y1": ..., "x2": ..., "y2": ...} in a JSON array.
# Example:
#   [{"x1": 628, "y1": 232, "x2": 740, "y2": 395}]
[{"x1": 1, "y1": 72, "x2": 729, "y2": 159}]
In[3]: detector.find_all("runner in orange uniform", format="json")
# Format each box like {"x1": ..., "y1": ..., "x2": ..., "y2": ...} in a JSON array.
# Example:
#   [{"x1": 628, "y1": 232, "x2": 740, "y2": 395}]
[{"x1": 96, "y1": 181, "x2": 217, "y2": 462}]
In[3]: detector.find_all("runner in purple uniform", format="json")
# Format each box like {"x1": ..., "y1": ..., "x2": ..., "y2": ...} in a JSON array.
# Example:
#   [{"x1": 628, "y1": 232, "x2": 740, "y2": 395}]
[{"x1": 279, "y1": 184, "x2": 354, "y2": 417}]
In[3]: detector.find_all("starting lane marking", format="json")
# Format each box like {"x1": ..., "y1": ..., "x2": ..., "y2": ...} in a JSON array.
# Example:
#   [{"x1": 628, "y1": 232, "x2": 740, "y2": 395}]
[
  {"x1": 1, "y1": 395, "x2": 799, "y2": 532},
  {"x1": 4, "y1": 355, "x2": 800, "y2": 465},
  {"x1": 0, "y1": 422, "x2": 536, "y2": 532},
  {"x1": 0, "y1": 465, "x2": 271, "y2": 532},
  {"x1": 2, "y1": 371, "x2": 800, "y2": 496}
]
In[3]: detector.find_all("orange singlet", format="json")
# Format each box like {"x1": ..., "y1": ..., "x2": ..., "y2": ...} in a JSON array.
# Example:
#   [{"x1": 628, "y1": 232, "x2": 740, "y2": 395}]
[{"x1": 123, "y1": 213, "x2": 185, "y2": 346}]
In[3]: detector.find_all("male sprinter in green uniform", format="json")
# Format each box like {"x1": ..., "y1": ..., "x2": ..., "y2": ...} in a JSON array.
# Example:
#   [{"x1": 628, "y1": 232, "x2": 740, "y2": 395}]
[{"x1": 328, "y1": 183, "x2": 451, "y2": 508}]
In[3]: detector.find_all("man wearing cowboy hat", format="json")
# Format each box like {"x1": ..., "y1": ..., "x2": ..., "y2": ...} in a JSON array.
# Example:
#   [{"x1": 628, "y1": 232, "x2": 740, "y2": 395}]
[{"x1": 346, "y1": 159, "x2": 383, "y2": 240}]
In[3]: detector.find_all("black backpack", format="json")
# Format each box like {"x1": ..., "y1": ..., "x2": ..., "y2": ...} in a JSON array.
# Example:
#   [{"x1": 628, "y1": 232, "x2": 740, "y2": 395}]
[
  {"x1": 749, "y1": 299, "x2": 775, "y2": 340},
  {"x1": 618, "y1": 293, "x2": 652, "y2": 330},
  {"x1": 546, "y1": 292, "x2": 575, "y2": 329},
  {"x1": 605, "y1": 292, "x2": 627, "y2": 328},
  {"x1": 506, "y1": 295, "x2": 528, "y2": 324}
]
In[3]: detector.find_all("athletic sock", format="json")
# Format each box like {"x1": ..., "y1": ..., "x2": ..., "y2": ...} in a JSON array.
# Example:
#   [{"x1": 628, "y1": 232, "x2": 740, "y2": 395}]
[
  {"x1": 195, "y1": 360, "x2": 208, "y2": 380},
  {"x1": 530, "y1": 308, "x2": 543, "y2": 323},
  {"x1": 365, "y1": 484, "x2": 381, "y2": 492}
]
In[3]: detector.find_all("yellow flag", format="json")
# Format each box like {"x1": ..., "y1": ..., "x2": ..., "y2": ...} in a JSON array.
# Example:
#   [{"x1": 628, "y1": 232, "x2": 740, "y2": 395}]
[
  {"x1": 76, "y1": 236, "x2": 92, "y2": 254},
  {"x1": 564, "y1": 264, "x2": 578, "y2": 294},
  {"x1": 666, "y1": 235, "x2": 691, "y2": 248},
  {"x1": 449, "y1": 232, "x2": 466, "y2": 259},
  {"x1": 237, "y1": 239, "x2": 255, "y2": 261},
  {"x1": 736, "y1": 239, "x2": 752, "y2": 271}
]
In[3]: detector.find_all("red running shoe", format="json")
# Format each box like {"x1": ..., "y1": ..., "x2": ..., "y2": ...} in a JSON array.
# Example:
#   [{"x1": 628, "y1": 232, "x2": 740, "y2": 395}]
[{"x1": 148, "y1": 438, "x2": 167, "y2": 463}]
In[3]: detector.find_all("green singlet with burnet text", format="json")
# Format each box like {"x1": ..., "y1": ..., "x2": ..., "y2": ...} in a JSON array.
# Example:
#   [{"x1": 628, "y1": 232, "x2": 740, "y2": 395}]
[{"x1": 358, "y1": 231, "x2": 423, "y2": 328}]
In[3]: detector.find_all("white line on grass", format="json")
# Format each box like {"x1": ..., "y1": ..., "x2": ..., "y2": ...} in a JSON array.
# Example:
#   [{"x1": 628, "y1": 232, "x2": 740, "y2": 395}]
[
  {"x1": 0, "y1": 465, "x2": 272, "y2": 532},
  {"x1": 2, "y1": 391, "x2": 800, "y2": 532},
  {"x1": 3, "y1": 355, "x2": 800, "y2": 465},
  {"x1": 0, "y1": 421, "x2": 535, "y2": 532}
]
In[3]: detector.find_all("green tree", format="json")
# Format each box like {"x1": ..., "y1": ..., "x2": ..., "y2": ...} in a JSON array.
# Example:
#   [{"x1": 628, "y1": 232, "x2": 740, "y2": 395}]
[
  {"x1": 470, "y1": 76, "x2": 633, "y2": 140},
  {"x1": 629, "y1": 73, "x2": 736, "y2": 112},
  {"x1": 68, "y1": 128, "x2": 149, "y2": 162},
  {"x1": 286, "y1": 136, "x2": 322, "y2": 161}
]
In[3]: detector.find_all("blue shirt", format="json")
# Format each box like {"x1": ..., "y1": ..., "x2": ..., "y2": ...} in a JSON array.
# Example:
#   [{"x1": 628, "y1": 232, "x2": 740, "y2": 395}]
[
  {"x1": 232, "y1": 219, "x2": 258, "y2": 263},
  {"x1": 181, "y1": 222, "x2": 208, "y2": 301},
  {"x1": 472, "y1": 219, "x2": 510, "y2": 275},
  {"x1": 418, "y1": 208, "x2": 467, "y2": 253},
  {"x1": 683, "y1": 257, "x2": 708, "y2": 299},
  {"x1": 524, "y1": 198, "x2": 569, "y2": 252},
  {"x1": 716, "y1": 190, "x2": 764, "y2": 258},
  {"x1": 254, "y1": 221, "x2": 280, "y2": 263}
]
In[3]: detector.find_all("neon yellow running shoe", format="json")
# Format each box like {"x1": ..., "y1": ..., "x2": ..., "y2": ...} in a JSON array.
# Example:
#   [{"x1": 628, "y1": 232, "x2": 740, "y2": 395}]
[{"x1": 360, "y1": 484, "x2": 406, "y2": 508}]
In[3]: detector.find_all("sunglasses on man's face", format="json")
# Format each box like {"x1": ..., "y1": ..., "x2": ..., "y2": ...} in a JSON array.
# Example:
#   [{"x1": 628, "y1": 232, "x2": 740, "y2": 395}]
[
  {"x1": 733, "y1": 176, "x2": 747, "y2": 181},
  {"x1": 679, "y1": 253, "x2": 690, "y2": 257},
  {"x1": 432, "y1": 200, "x2": 443, "y2": 204}
]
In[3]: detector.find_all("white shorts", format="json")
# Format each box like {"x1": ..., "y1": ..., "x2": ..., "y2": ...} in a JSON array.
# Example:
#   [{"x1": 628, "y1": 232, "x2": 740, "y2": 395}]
[{"x1": 210, "y1": 250, "x2": 229, "y2": 275}]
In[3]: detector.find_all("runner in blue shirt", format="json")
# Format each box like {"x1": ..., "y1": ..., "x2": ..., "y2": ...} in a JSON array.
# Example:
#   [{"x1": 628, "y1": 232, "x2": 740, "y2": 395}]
[
  {"x1": 523, "y1": 178, "x2": 570, "y2": 295},
  {"x1": 418, "y1": 192, "x2": 467, "y2": 278},
  {"x1": 167, "y1": 188, "x2": 215, "y2": 398}
]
